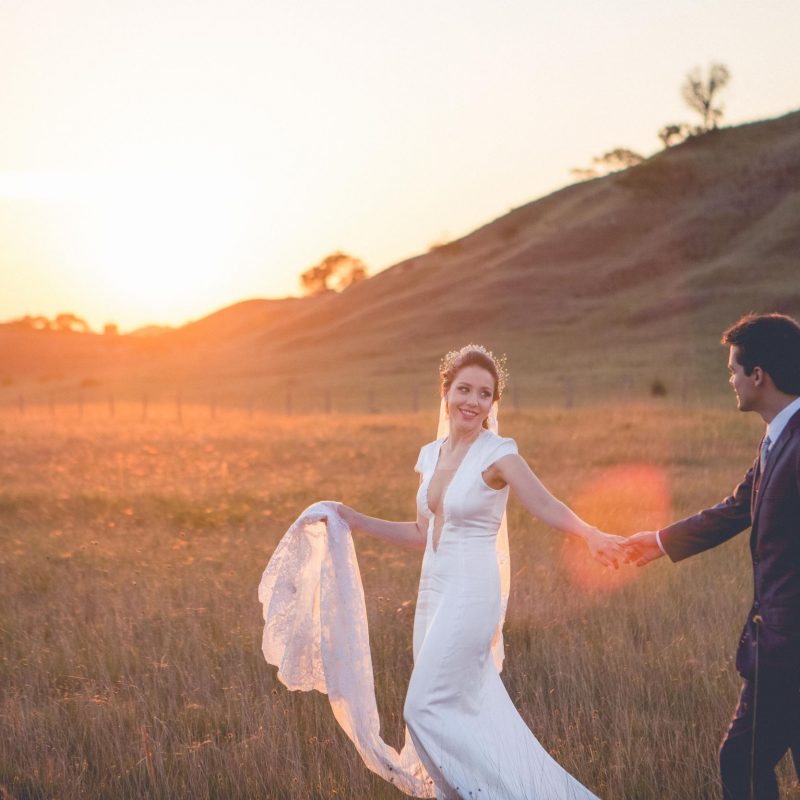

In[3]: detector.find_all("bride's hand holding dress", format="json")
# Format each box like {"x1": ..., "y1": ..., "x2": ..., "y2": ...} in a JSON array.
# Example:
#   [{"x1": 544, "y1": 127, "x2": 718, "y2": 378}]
[{"x1": 335, "y1": 502, "x2": 428, "y2": 551}]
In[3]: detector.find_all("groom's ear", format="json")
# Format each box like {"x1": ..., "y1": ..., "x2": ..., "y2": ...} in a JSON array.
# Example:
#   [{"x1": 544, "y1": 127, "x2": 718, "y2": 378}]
[{"x1": 752, "y1": 366, "x2": 765, "y2": 386}]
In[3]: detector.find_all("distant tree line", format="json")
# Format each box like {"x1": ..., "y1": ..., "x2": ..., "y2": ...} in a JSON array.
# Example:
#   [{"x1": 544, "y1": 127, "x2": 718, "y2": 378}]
[
  {"x1": 5, "y1": 313, "x2": 118, "y2": 335},
  {"x1": 572, "y1": 62, "x2": 731, "y2": 180}
]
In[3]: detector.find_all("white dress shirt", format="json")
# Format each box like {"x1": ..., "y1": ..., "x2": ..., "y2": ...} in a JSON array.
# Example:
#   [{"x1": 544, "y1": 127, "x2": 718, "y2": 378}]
[{"x1": 655, "y1": 395, "x2": 800, "y2": 556}]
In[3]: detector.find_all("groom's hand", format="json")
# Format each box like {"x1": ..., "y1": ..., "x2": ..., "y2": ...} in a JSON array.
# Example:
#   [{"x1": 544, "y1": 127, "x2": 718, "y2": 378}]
[{"x1": 621, "y1": 531, "x2": 664, "y2": 567}]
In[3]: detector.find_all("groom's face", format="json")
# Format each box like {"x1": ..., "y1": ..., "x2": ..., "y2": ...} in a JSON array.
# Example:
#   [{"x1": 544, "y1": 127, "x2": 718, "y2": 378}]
[{"x1": 728, "y1": 346, "x2": 757, "y2": 412}]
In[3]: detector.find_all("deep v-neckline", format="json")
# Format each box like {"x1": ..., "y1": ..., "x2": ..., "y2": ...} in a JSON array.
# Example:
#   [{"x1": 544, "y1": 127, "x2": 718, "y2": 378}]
[{"x1": 425, "y1": 430, "x2": 485, "y2": 549}]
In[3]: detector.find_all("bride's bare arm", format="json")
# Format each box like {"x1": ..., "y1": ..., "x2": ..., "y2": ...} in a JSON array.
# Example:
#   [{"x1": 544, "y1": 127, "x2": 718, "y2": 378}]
[
  {"x1": 490, "y1": 454, "x2": 626, "y2": 568},
  {"x1": 336, "y1": 503, "x2": 427, "y2": 551}
]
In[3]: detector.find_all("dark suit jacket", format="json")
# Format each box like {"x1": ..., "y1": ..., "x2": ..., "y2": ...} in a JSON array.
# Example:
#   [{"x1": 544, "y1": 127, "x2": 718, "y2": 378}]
[{"x1": 659, "y1": 407, "x2": 800, "y2": 680}]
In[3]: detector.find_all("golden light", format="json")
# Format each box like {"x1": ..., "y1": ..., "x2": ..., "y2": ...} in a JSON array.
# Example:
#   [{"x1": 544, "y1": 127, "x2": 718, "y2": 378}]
[
  {"x1": 1, "y1": 166, "x2": 255, "y2": 328},
  {"x1": 562, "y1": 464, "x2": 672, "y2": 594},
  {"x1": 77, "y1": 170, "x2": 251, "y2": 323}
]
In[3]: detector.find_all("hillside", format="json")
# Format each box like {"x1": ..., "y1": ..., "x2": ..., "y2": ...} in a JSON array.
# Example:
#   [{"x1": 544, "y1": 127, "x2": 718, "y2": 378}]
[{"x1": 2, "y1": 110, "x2": 798, "y2": 409}]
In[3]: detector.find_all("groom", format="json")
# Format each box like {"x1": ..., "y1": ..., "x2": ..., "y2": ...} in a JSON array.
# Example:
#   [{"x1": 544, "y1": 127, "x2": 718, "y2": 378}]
[{"x1": 623, "y1": 313, "x2": 800, "y2": 800}]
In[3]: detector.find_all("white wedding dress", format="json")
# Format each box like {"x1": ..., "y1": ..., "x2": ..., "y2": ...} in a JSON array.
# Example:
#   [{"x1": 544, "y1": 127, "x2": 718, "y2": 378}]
[
  {"x1": 259, "y1": 427, "x2": 599, "y2": 799},
  {"x1": 404, "y1": 429, "x2": 597, "y2": 799}
]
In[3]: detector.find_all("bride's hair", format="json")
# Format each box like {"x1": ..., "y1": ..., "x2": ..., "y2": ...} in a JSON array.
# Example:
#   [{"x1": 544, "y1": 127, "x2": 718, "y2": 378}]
[{"x1": 439, "y1": 344, "x2": 508, "y2": 407}]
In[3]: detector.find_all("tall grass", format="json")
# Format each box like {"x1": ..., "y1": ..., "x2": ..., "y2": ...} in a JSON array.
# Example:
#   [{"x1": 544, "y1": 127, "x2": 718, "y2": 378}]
[{"x1": 0, "y1": 406, "x2": 796, "y2": 798}]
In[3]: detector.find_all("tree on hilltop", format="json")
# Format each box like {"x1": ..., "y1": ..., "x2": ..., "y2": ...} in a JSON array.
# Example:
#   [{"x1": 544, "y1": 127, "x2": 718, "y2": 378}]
[
  {"x1": 682, "y1": 62, "x2": 731, "y2": 132},
  {"x1": 595, "y1": 148, "x2": 644, "y2": 171},
  {"x1": 657, "y1": 123, "x2": 692, "y2": 148},
  {"x1": 300, "y1": 251, "x2": 368, "y2": 296},
  {"x1": 571, "y1": 147, "x2": 644, "y2": 181},
  {"x1": 659, "y1": 62, "x2": 731, "y2": 148}
]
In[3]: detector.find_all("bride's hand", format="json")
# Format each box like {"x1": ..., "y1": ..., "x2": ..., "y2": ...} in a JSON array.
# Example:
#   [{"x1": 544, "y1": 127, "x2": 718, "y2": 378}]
[
  {"x1": 584, "y1": 528, "x2": 627, "y2": 569},
  {"x1": 335, "y1": 503, "x2": 356, "y2": 528}
]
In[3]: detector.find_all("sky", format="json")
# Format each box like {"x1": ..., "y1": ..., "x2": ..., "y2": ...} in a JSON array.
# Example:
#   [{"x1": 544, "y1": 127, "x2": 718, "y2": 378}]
[{"x1": 1, "y1": 0, "x2": 798, "y2": 332}]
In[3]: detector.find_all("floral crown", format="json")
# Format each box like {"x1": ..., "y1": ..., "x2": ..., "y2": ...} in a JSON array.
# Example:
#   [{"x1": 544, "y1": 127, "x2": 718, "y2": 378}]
[{"x1": 439, "y1": 344, "x2": 509, "y2": 398}]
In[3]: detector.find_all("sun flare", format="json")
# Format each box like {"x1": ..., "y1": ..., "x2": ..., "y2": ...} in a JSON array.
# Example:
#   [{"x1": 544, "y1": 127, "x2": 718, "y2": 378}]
[
  {"x1": 563, "y1": 464, "x2": 672, "y2": 595},
  {"x1": 86, "y1": 172, "x2": 246, "y2": 312},
  {"x1": 6, "y1": 167, "x2": 256, "y2": 327}
]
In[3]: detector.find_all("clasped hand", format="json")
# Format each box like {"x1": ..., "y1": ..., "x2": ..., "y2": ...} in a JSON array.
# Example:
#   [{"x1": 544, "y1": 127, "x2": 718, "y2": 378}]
[
  {"x1": 585, "y1": 529, "x2": 628, "y2": 569},
  {"x1": 585, "y1": 530, "x2": 665, "y2": 569},
  {"x1": 618, "y1": 531, "x2": 664, "y2": 567}
]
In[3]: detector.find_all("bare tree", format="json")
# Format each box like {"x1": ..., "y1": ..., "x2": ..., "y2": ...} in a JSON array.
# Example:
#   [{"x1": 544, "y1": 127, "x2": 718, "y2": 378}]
[
  {"x1": 300, "y1": 251, "x2": 368, "y2": 296},
  {"x1": 681, "y1": 63, "x2": 731, "y2": 132}
]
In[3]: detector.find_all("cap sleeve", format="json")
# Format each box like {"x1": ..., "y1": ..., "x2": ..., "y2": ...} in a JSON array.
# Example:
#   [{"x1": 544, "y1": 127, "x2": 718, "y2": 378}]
[
  {"x1": 414, "y1": 441, "x2": 436, "y2": 475},
  {"x1": 482, "y1": 435, "x2": 518, "y2": 471}
]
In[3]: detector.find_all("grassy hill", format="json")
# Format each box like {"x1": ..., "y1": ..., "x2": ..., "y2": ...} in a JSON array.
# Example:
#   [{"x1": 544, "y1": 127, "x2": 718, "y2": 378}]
[{"x1": 2, "y1": 110, "x2": 798, "y2": 410}]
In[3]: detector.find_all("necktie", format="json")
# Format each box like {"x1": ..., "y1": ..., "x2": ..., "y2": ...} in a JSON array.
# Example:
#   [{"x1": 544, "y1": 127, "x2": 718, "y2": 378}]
[{"x1": 760, "y1": 435, "x2": 772, "y2": 474}]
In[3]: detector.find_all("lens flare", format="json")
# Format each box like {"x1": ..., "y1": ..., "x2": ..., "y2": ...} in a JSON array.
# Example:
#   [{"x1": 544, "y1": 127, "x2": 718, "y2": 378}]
[{"x1": 563, "y1": 464, "x2": 671, "y2": 594}]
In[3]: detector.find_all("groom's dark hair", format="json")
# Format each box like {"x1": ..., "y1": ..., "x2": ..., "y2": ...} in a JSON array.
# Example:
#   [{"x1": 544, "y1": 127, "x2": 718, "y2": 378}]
[{"x1": 722, "y1": 313, "x2": 800, "y2": 394}]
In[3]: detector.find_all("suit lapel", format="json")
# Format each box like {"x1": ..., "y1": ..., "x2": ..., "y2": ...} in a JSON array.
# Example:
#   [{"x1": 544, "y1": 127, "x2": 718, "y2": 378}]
[
  {"x1": 761, "y1": 430, "x2": 789, "y2": 488},
  {"x1": 753, "y1": 408, "x2": 800, "y2": 520}
]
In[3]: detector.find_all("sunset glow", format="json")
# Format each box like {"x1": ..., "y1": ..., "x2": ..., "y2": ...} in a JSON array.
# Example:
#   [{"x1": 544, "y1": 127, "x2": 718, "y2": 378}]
[
  {"x1": 2, "y1": 167, "x2": 254, "y2": 324},
  {"x1": 82, "y1": 172, "x2": 249, "y2": 316},
  {"x1": 1, "y1": 0, "x2": 799, "y2": 331}
]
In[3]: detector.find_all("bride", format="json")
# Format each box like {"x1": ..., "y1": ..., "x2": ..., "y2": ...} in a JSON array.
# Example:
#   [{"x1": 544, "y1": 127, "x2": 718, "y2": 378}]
[{"x1": 260, "y1": 345, "x2": 624, "y2": 799}]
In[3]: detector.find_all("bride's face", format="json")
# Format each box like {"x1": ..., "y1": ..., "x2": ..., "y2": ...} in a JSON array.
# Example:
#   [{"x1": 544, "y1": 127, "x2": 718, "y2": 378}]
[{"x1": 445, "y1": 365, "x2": 495, "y2": 433}]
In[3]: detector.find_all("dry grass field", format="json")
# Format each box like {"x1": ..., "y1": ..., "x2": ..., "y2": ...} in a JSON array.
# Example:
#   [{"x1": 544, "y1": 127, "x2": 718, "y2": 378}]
[{"x1": 1, "y1": 403, "x2": 798, "y2": 799}]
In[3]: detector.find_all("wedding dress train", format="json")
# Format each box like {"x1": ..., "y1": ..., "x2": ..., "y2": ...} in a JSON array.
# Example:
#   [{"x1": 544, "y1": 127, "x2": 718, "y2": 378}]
[{"x1": 259, "y1": 428, "x2": 598, "y2": 799}]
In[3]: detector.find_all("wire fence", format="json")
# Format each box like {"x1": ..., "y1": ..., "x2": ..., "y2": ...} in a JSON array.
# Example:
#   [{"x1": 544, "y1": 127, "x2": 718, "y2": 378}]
[{"x1": 0, "y1": 373, "x2": 732, "y2": 423}]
